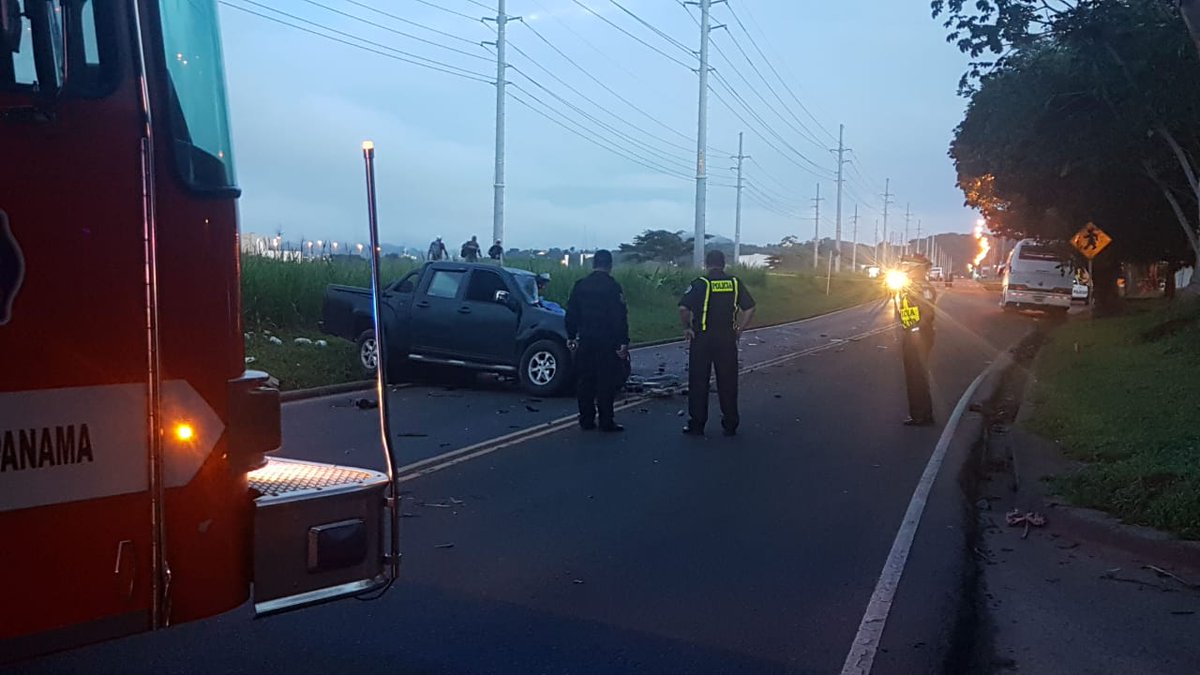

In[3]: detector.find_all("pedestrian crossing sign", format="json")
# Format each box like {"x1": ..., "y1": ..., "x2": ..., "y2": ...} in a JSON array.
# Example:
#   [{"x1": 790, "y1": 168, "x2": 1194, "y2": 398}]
[{"x1": 1071, "y1": 223, "x2": 1112, "y2": 259}]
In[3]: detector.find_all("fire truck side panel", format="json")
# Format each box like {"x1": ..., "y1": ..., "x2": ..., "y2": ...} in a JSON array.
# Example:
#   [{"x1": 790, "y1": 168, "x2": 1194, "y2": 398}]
[{"x1": 0, "y1": 1, "x2": 156, "y2": 650}]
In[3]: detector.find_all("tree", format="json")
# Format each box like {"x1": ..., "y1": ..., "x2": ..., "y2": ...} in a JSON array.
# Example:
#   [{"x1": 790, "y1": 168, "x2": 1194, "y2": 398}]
[
  {"x1": 617, "y1": 230, "x2": 691, "y2": 263},
  {"x1": 937, "y1": 0, "x2": 1200, "y2": 288}
]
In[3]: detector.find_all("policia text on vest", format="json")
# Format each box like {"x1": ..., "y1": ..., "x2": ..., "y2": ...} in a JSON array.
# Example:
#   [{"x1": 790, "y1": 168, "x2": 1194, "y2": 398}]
[{"x1": 678, "y1": 251, "x2": 757, "y2": 437}]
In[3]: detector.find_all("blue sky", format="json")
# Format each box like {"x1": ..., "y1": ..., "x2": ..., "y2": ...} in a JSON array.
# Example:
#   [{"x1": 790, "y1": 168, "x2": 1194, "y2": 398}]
[{"x1": 219, "y1": 0, "x2": 975, "y2": 251}]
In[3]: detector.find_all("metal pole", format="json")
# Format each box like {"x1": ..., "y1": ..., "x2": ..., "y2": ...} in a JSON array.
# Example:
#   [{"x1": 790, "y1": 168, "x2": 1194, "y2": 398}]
[
  {"x1": 362, "y1": 141, "x2": 401, "y2": 583},
  {"x1": 834, "y1": 124, "x2": 844, "y2": 273},
  {"x1": 903, "y1": 203, "x2": 911, "y2": 257},
  {"x1": 812, "y1": 183, "x2": 822, "y2": 269},
  {"x1": 692, "y1": 0, "x2": 712, "y2": 269},
  {"x1": 491, "y1": 0, "x2": 508, "y2": 249},
  {"x1": 733, "y1": 131, "x2": 745, "y2": 263},
  {"x1": 850, "y1": 203, "x2": 859, "y2": 272},
  {"x1": 881, "y1": 178, "x2": 892, "y2": 267}
]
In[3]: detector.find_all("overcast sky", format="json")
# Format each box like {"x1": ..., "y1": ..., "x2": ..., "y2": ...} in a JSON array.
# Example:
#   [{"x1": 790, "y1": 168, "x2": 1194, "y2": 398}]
[{"x1": 219, "y1": 0, "x2": 976, "y2": 250}]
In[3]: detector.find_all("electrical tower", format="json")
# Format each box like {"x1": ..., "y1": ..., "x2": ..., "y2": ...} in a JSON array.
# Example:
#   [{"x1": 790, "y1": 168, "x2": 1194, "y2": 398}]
[{"x1": 811, "y1": 183, "x2": 823, "y2": 269}]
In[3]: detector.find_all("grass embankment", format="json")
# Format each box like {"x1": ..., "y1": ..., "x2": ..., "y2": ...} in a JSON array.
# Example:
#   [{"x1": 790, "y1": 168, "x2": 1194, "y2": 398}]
[
  {"x1": 1026, "y1": 299, "x2": 1200, "y2": 539},
  {"x1": 242, "y1": 257, "x2": 880, "y2": 390}
]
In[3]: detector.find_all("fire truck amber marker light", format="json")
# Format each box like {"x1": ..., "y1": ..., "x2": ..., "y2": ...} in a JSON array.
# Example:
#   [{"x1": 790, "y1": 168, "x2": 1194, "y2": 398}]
[{"x1": 174, "y1": 423, "x2": 195, "y2": 442}]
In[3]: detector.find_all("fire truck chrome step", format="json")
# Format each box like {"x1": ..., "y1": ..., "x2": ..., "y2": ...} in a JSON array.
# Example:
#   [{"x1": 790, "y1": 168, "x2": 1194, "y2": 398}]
[{"x1": 250, "y1": 458, "x2": 393, "y2": 616}]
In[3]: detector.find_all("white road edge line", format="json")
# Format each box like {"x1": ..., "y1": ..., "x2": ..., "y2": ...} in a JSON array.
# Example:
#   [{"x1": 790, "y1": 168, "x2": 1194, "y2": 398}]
[
  {"x1": 839, "y1": 351, "x2": 1013, "y2": 675},
  {"x1": 395, "y1": 324, "x2": 893, "y2": 482}
]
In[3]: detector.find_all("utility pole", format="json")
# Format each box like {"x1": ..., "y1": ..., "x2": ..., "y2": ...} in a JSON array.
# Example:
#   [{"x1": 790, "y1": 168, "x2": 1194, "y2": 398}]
[
  {"x1": 881, "y1": 178, "x2": 893, "y2": 266},
  {"x1": 850, "y1": 203, "x2": 859, "y2": 272},
  {"x1": 833, "y1": 124, "x2": 847, "y2": 273},
  {"x1": 732, "y1": 131, "x2": 748, "y2": 263},
  {"x1": 873, "y1": 218, "x2": 880, "y2": 267},
  {"x1": 484, "y1": 0, "x2": 516, "y2": 250},
  {"x1": 914, "y1": 220, "x2": 922, "y2": 255},
  {"x1": 903, "y1": 204, "x2": 912, "y2": 257},
  {"x1": 811, "y1": 183, "x2": 823, "y2": 269},
  {"x1": 689, "y1": 0, "x2": 716, "y2": 268}
]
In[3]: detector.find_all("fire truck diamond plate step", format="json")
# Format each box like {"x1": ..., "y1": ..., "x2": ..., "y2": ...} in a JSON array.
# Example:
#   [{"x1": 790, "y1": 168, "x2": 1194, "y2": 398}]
[{"x1": 250, "y1": 457, "x2": 385, "y2": 498}]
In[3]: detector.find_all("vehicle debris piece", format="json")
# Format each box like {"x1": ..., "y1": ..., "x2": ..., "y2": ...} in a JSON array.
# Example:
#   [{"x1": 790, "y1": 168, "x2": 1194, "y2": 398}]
[
  {"x1": 434, "y1": 543, "x2": 455, "y2": 549},
  {"x1": 353, "y1": 397, "x2": 378, "y2": 410}
]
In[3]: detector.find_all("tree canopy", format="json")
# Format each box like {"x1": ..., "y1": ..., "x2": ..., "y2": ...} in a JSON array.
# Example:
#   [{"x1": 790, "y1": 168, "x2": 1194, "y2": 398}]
[{"x1": 939, "y1": 0, "x2": 1200, "y2": 272}]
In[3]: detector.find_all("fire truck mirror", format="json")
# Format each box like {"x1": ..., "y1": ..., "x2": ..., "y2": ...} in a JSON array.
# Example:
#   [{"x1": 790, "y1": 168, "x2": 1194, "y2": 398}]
[{"x1": 2, "y1": 0, "x2": 22, "y2": 53}]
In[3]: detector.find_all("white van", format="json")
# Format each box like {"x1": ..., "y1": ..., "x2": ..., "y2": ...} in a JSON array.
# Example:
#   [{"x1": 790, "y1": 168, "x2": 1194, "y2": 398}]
[{"x1": 1001, "y1": 239, "x2": 1074, "y2": 312}]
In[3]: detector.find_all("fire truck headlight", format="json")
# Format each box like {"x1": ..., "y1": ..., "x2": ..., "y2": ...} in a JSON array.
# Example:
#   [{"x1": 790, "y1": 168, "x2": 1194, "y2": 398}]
[
  {"x1": 174, "y1": 422, "x2": 196, "y2": 442},
  {"x1": 885, "y1": 270, "x2": 909, "y2": 292}
]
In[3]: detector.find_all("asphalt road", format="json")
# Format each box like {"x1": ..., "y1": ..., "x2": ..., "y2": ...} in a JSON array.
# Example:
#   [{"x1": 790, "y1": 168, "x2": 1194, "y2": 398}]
[{"x1": 15, "y1": 281, "x2": 1037, "y2": 674}]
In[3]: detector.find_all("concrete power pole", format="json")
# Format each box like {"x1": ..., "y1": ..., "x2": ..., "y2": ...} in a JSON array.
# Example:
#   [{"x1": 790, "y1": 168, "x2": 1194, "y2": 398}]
[
  {"x1": 903, "y1": 204, "x2": 912, "y2": 257},
  {"x1": 811, "y1": 183, "x2": 823, "y2": 269},
  {"x1": 833, "y1": 124, "x2": 846, "y2": 273},
  {"x1": 850, "y1": 203, "x2": 859, "y2": 272},
  {"x1": 873, "y1": 218, "x2": 880, "y2": 267},
  {"x1": 733, "y1": 131, "x2": 747, "y2": 263},
  {"x1": 486, "y1": 0, "x2": 515, "y2": 250},
  {"x1": 690, "y1": 0, "x2": 713, "y2": 268},
  {"x1": 915, "y1": 219, "x2": 922, "y2": 255},
  {"x1": 881, "y1": 178, "x2": 893, "y2": 266}
]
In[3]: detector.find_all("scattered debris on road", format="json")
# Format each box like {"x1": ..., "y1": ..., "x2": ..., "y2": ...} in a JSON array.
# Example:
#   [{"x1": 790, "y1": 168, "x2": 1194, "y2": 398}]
[
  {"x1": 353, "y1": 397, "x2": 378, "y2": 409},
  {"x1": 434, "y1": 543, "x2": 455, "y2": 549},
  {"x1": 525, "y1": 405, "x2": 540, "y2": 412},
  {"x1": 396, "y1": 432, "x2": 428, "y2": 438},
  {"x1": 1144, "y1": 565, "x2": 1199, "y2": 590},
  {"x1": 1006, "y1": 509, "x2": 1046, "y2": 539}
]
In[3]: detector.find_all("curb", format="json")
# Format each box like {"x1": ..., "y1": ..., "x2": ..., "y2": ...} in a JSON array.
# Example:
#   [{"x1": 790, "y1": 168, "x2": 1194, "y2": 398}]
[
  {"x1": 280, "y1": 380, "x2": 375, "y2": 402},
  {"x1": 1008, "y1": 369, "x2": 1200, "y2": 577},
  {"x1": 279, "y1": 299, "x2": 882, "y2": 403}
]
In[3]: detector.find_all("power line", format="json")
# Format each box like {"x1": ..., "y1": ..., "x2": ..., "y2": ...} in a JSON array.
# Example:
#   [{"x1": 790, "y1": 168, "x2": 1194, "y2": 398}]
[
  {"x1": 219, "y1": 1, "x2": 493, "y2": 82},
  {"x1": 296, "y1": 0, "x2": 492, "y2": 62},
  {"x1": 709, "y1": 73, "x2": 834, "y2": 180},
  {"x1": 514, "y1": 23, "x2": 698, "y2": 154},
  {"x1": 400, "y1": 0, "x2": 480, "y2": 21},
  {"x1": 726, "y1": 2, "x2": 836, "y2": 143},
  {"x1": 343, "y1": 0, "x2": 485, "y2": 45},
  {"x1": 505, "y1": 64, "x2": 694, "y2": 173},
  {"x1": 569, "y1": 0, "x2": 694, "y2": 69},
  {"x1": 507, "y1": 88, "x2": 694, "y2": 181},
  {"x1": 712, "y1": 15, "x2": 828, "y2": 150},
  {"x1": 604, "y1": 0, "x2": 693, "y2": 55}
]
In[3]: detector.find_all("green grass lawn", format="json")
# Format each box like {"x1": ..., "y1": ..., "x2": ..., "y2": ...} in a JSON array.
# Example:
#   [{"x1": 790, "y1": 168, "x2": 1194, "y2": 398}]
[
  {"x1": 243, "y1": 257, "x2": 883, "y2": 390},
  {"x1": 1025, "y1": 298, "x2": 1200, "y2": 539}
]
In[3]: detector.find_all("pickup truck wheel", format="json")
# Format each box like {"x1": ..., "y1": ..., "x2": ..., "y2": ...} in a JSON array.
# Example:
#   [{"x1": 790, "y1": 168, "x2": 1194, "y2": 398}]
[
  {"x1": 519, "y1": 340, "x2": 570, "y2": 396},
  {"x1": 356, "y1": 329, "x2": 379, "y2": 378}
]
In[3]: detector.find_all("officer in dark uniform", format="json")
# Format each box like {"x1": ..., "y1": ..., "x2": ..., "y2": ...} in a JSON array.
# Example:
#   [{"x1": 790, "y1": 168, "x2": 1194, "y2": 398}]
[
  {"x1": 893, "y1": 256, "x2": 937, "y2": 426},
  {"x1": 565, "y1": 250, "x2": 630, "y2": 432},
  {"x1": 678, "y1": 250, "x2": 757, "y2": 436}
]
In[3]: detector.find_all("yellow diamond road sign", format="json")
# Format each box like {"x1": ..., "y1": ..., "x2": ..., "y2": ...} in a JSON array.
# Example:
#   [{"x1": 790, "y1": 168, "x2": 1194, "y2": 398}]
[{"x1": 1072, "y1": 223, "x2": 1112, "y2": 259}]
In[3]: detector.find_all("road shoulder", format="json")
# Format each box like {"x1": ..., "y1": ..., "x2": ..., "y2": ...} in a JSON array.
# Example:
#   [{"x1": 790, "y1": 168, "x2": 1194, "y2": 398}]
[{"x1": 972, "y1": 354, "x2": 1200, "y2": 673}]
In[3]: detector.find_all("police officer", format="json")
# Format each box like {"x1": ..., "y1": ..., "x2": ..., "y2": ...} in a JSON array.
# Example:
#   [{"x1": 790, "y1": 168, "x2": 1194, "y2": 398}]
[
  {"x1": 679, "y1": 250, "x2": 756, "y2": 436},
  {"x1": 894, "y1": 256, "x2": 937, "y2": 426},
  {"x1": 565, "y1": 250, "x2": 630, "y2": 432}
]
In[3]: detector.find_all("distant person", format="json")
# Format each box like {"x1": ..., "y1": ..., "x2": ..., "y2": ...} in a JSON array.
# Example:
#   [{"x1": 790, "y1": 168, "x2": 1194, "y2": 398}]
[
  {"x1": 488, "y1": 240, "x2": 504, "y2": 261},
  {"x1": 461, "y1": 236, "x2": 481, "y2": 262},
  {"x1": 535, "y1": 274, "x2": 564, "y2": 315},
  {"x1": 565, "y1": 250, "x2": 629, "y2": 433},
  {"x1": 893, "y1": 256, "x2": 937, "y2": 426},
  {"x1": 678, "y1": 250, "x2": 756, "y2": 437},
  {"x1": 427, "y1": 237, "x2": 448, "y2": 261}
]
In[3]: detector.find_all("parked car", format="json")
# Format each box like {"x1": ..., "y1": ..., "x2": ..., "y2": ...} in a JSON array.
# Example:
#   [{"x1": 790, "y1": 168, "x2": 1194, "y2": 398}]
[
  {"x1": 1000, "y1": 239, "x2": 1073, "y2": 314},
  {"x1": 1072, "y1": 280, "x2": 1090, "y2": 303},
  {"x1": 320, "y1": 263, "x2": 573, "y2": 395},
  {"x1": 928, "y1": 266, "x2": 944, "y2": 281}
]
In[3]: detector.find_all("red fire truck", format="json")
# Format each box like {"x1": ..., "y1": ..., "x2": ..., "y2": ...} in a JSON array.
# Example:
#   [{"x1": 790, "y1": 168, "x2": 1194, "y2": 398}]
[{"x1": 1, "y1": 0, "x2": 397, "y2": 662}]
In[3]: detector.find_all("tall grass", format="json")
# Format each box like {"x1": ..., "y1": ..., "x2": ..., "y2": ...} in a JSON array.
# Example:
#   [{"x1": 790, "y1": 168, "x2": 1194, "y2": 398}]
[{"x1": 242, "y1": 256, "x2": 415, "y2": 328}]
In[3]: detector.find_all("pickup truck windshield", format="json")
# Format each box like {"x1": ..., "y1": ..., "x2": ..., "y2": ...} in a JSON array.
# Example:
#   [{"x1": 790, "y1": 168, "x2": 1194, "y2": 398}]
[{"x1": 512, "y1": 274, "x2": 538, "y2": 304}]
